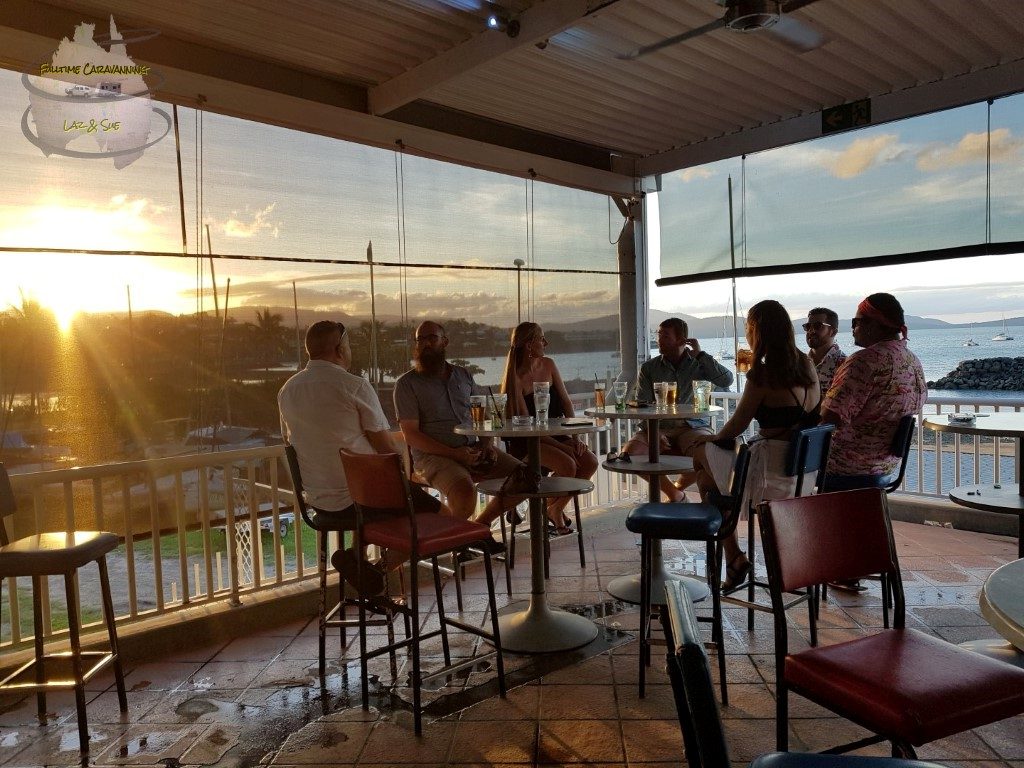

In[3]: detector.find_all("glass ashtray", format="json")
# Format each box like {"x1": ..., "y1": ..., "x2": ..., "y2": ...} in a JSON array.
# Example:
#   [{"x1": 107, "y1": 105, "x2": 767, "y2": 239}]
[{"x1": 511, "y1": 415, "x2": 534, "y2": 428}]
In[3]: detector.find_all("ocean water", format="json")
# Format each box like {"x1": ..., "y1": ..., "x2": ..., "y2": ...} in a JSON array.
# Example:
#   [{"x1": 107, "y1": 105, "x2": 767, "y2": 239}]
[{"x1": 467, "y1": 324, "x2": 1024, "y2": 397}]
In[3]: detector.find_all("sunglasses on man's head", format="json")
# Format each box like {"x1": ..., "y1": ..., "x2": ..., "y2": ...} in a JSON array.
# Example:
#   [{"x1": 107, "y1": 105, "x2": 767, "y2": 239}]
[
  {"x1": 606, "y1": 451, "x2": 632, "y2": 464},
  {"x1": 802, "y1": 321, "x2": 833, "y2": 332}
]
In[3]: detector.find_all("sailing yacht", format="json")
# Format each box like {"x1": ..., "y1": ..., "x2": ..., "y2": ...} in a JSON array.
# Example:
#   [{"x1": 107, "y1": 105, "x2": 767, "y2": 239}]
[
  {"x1": 992, "y1": 315, "x2": 1014, "y2": 341},
  {"x1": 963, "y1": 323, "x2": 980, "y2": 347}
]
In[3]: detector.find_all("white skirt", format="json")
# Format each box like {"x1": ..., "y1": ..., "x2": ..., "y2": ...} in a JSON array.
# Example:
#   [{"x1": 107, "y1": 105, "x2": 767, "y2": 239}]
[{"x1": 704, "y1": 438, "x2": 816, "y2": 515}]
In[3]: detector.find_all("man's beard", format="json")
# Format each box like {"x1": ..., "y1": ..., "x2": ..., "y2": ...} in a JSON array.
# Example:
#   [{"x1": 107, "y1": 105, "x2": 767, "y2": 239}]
[{"x1": 414, "y1": 347, "x2": 446, "y2": 375}]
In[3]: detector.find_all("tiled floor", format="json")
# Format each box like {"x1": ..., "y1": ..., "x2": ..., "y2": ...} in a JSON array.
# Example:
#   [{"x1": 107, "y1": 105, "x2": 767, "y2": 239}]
[{"x1": 0, "y1": 501, "x2": 1020, "y2": 767}]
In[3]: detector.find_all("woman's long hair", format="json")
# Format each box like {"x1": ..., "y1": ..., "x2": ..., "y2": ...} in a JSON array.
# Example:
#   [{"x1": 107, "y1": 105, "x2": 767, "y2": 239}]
[
  {"x1": 746, "y1": 300, "x2": 815, "y2": 389},
  {"x1": 499, "y1": 322, "x2": 542, "y2": 416}
]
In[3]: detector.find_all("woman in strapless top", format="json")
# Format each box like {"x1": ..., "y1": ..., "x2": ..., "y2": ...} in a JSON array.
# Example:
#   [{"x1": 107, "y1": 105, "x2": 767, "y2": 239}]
[
  {"x1": 500, "y1": 322, "x2": 598, "y2": 533},
  {"x1": 689, "y1": 300, "x2": 820, "y2": 590}
]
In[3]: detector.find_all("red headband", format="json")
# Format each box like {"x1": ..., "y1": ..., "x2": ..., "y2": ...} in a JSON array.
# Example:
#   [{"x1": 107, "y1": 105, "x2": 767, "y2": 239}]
[{"x1": 857, "y1": 298, "x2": 908, "y2": 339}]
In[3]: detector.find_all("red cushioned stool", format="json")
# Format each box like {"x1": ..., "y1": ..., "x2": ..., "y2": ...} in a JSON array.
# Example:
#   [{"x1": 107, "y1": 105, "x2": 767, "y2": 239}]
[
  {"x1": 758, "y1": 488, "x2": 1024, "y2": 757},
  {"x1": 339, "y1": 449, "x2": 506, "y2": 735}
]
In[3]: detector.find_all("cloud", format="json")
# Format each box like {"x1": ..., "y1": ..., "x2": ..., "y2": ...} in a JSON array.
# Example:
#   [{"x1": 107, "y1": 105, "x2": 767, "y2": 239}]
[
  {"x1": 677, "y1": 167, "x2": 715, "y2": 182},
  {"x1": 215, "y1": 203, "x2": 281, "y2": 239},
  {"x1": 916, "y1": 128, "x2": 1024, "y2": 172},
  {"x1": 826, "y1": 134, "x2": 900, "y2": 179}
]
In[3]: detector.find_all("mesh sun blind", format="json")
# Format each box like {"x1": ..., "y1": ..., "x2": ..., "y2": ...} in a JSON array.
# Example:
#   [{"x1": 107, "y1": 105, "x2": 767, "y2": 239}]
[{"x1": 658, "y1": 95, "x2": 1024, "y2": 286}]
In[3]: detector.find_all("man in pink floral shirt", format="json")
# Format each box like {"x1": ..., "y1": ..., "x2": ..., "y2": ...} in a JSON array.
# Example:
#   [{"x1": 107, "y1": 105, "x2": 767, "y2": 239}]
[{"x1": 821, "y1": 293, "x2": 926, "y2": 490}]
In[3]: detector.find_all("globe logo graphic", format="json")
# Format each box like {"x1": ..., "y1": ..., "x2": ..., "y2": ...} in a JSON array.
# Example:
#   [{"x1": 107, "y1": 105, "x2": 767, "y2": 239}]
[{"x1": 22, "y1": 18, "x2": 170, "y2": 168}]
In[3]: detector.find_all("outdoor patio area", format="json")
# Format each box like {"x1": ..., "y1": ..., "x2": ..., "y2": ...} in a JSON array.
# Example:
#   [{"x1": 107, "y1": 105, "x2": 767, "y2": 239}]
[{"x1": 0, "y1": 500, "x2": 1020, "y2": 767}]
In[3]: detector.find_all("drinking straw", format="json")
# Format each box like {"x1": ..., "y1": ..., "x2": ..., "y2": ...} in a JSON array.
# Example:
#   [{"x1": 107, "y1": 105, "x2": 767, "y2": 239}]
[{"x1": 487, "y1": 385, "x2": 501, "y2": 413}]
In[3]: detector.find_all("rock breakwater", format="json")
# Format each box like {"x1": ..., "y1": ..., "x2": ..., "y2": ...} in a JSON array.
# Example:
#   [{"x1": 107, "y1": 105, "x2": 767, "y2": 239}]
[{"x1": 929, "y1": 357, "x2": 1024, "y2": 390}]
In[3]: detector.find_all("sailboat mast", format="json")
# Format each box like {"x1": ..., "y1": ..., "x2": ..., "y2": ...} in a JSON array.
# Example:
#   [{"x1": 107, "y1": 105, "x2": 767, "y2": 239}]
[{"x1": 727, "y1": 176, "x2": 740, "y2": 369}]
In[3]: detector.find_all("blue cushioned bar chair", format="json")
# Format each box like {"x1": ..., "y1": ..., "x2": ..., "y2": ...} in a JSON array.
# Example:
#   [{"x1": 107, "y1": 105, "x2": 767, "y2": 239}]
[
  {"x1": 724, "y1": 423, "x2": 834, "y2": 633},
  {"x1": 662, "y1": 578, "x2": 950, "y2": 768},
  {"x1": 626, "y1": 444, "x2": 750, "y2": 701}
]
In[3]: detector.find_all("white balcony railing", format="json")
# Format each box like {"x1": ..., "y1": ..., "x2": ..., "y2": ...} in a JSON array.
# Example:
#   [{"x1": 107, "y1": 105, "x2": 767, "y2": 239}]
[{"x1": 2, "y1": 391, "x2": 1018, "y2": 655}]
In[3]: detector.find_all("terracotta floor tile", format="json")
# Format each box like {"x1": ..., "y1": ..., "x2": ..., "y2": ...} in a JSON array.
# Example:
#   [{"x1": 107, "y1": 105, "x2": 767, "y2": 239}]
[
  {"x1": 358, "y1": 719, "x2": 456, "y2": 763},
  {"x1": 621, "y1": 717, "x2": 684, "y2": 762},
  {"x1": 458, "y1": 683, "x2": 539, "y2": 721},
  {"x1": 450, "y1": 719, "x2": 537, "y2": 764},
  {"x1": 271, "y1": 717, "x2": 375, "y2": 764},
  {"x1": 540, "y1": 684, "x2": 619, "y2": 719},
  {"x1": 537, "y1": 719, "x2": 624, "y2": 764}
]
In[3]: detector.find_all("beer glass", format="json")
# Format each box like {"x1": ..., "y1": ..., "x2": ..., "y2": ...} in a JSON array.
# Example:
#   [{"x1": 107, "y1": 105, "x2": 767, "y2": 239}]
[
  {"x1": 470, "y1": 395, "x2": 488, "y2": 426},
  {"x1": 594, "y1": 381, "x2": 606, "y2": 410},
  {"x1": 653, "y1": 381, "x2": 668, "y2": 410},
  {"x1": 736, "y1": 347, "x2": 753, "y2": 374},
  {"x1": 665, "y1": 382, "x2": 678, "y2": 407}
]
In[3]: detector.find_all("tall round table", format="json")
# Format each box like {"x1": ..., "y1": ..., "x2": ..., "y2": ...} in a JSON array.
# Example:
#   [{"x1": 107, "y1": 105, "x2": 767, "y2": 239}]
[
  {"x1": 584, "y1": 404, "x2": 724, "y2": 605},
  {"x1": 980, "y1": 558, "x2": 1024, "y2": 652},
  {"x1": 455, "y1": 418, "x2": 606, "y2": 654},
  {"x1": 923, "y1": 413, "x2": 1024, "y2": 558}
]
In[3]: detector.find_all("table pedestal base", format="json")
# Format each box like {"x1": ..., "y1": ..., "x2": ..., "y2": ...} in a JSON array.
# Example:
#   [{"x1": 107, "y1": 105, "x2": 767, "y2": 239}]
[
  {"x1": 498, "y1": 600, "x2": 598, "y2": 654},
  {"x1": 608, "y1": 560, "x2": 711, "y2": 605}
]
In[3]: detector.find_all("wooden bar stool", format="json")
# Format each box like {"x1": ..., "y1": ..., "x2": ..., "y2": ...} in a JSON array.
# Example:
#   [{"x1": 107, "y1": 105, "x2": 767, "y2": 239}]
[{"x1": 0, "y1": 463, "x2": 127, "y2": 756}]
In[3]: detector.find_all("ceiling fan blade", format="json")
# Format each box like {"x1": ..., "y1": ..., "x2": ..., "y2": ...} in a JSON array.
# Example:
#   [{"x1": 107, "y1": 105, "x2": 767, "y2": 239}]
[
  {"x1": 781, "y1": 0, "x2": 825, "y2": 11},
  {"x1": 617, "y1": 17, "x2": 726, "y2": 60},
  {"x1": 765, "y1": 14, "x2": 825, "y2": 52}
]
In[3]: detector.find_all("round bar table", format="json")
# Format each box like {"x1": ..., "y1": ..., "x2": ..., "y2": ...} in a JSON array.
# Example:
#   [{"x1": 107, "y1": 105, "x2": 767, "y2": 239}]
[
  {"x1": 980, "y1": 558, "x2": 1024, "y2": 652},
  {"x1": 584, "y1": 404, "x2": 724, "y2": 605},
  {"x1": 455, "y1": 418, "x2": 606, "y2": 654},
  {"x1": 923, "y1": 413, "x2": 1024, "y2": 558}
]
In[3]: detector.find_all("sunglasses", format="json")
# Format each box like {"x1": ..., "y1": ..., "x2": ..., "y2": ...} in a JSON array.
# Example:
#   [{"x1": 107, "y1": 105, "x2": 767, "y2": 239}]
[
  {"x1": 851, "y1": 317, "x2": 867, "y2": 328},
  {"x1": 802, "y1": 321, "x2": 833, "y2": 332},
  {"x1": 606, "y1": 450, "x2": 632, "y2": 464}
]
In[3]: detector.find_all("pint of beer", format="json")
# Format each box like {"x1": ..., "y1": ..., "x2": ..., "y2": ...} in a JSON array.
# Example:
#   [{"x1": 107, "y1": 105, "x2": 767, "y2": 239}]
[
  {"x1": 665, "y1": 382, "x2": 677, "y2": 406},
  {"x1": 736, "y1": 347, "x2": 753, "y2": 374},
  {"x1": 470, "y1": 395, "x2": 488, "y2": 425}
]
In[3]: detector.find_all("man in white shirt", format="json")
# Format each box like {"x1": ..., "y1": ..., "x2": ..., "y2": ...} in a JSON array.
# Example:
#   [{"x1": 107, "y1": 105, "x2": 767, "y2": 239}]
[{"x1": 279, "y1": 320, "x2": 439, "y2": 595}]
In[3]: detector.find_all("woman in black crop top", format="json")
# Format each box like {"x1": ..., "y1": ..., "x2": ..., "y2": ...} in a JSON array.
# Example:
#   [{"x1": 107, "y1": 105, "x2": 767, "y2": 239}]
[
  {"x1": 500, "y1": 322, "x2": 598, "y2": 533},
  {"x1": 689, "y1": 300, "x2": 821, "y2": 590}
]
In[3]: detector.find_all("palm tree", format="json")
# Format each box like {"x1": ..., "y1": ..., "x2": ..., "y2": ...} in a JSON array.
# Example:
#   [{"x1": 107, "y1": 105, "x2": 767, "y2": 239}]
[
  {"x1": 6, "y1": 292, "x2": 59, "y2": 416},
  {"x1": 252, "y1": 307, "x2": 286, "y2": 371}
]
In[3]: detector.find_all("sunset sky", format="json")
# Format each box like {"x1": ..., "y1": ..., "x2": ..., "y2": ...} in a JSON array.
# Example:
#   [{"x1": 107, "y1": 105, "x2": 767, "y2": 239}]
[{"x1": 3, "y1": 62, "x2": 1023, "y2": 331}]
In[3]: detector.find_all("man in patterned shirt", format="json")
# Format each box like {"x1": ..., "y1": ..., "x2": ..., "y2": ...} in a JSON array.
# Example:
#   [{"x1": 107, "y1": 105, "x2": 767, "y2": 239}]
[
  {"x1": 820, "y1": 294, "x2": 926, "y2": 589},
  {"x1": 804, "y1": 307, "x2": 846, "y2": 397},
  {"x1": 821, "y1": 293, "x2": 926, "y2": 490}
]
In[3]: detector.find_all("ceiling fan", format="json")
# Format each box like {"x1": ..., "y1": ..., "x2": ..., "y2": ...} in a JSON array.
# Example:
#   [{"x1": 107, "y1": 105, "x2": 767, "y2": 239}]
[{"x1": 618, "y1": 0, "x2": 826, "y2": 60}]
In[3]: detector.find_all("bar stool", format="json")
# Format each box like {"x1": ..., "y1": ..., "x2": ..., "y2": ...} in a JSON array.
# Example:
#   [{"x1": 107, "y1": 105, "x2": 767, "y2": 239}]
[
  {"x1": 340, "y1": 449, "x2": 506, "y2": 736},
  {"x1": 723, "y1": 424, "x2": 834, "y2": 634},
  {"x1": 284, "y1": 445, "x2": 401, "y2": 677},
  {"x1": 625, "y1": 444, "x2": 750, "y2": 700},
  {"x1": 0, "y1": 463, "x2": 127, "y2": 756}
]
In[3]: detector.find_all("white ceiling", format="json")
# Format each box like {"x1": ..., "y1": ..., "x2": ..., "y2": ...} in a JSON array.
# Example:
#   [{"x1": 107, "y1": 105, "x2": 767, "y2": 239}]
[{"x1": 2, "y1": 0, "x2": 1023, "y2": 192}]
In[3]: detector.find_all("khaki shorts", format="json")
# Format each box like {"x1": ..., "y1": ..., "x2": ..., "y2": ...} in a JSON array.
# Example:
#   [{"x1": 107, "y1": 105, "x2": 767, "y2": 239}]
[
  {"x1": 415, "y1": 450, "x2": 522, "y2": 500},
  {"x1": 625, "y1": 424, "x2": 713, "y2": 457}
]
